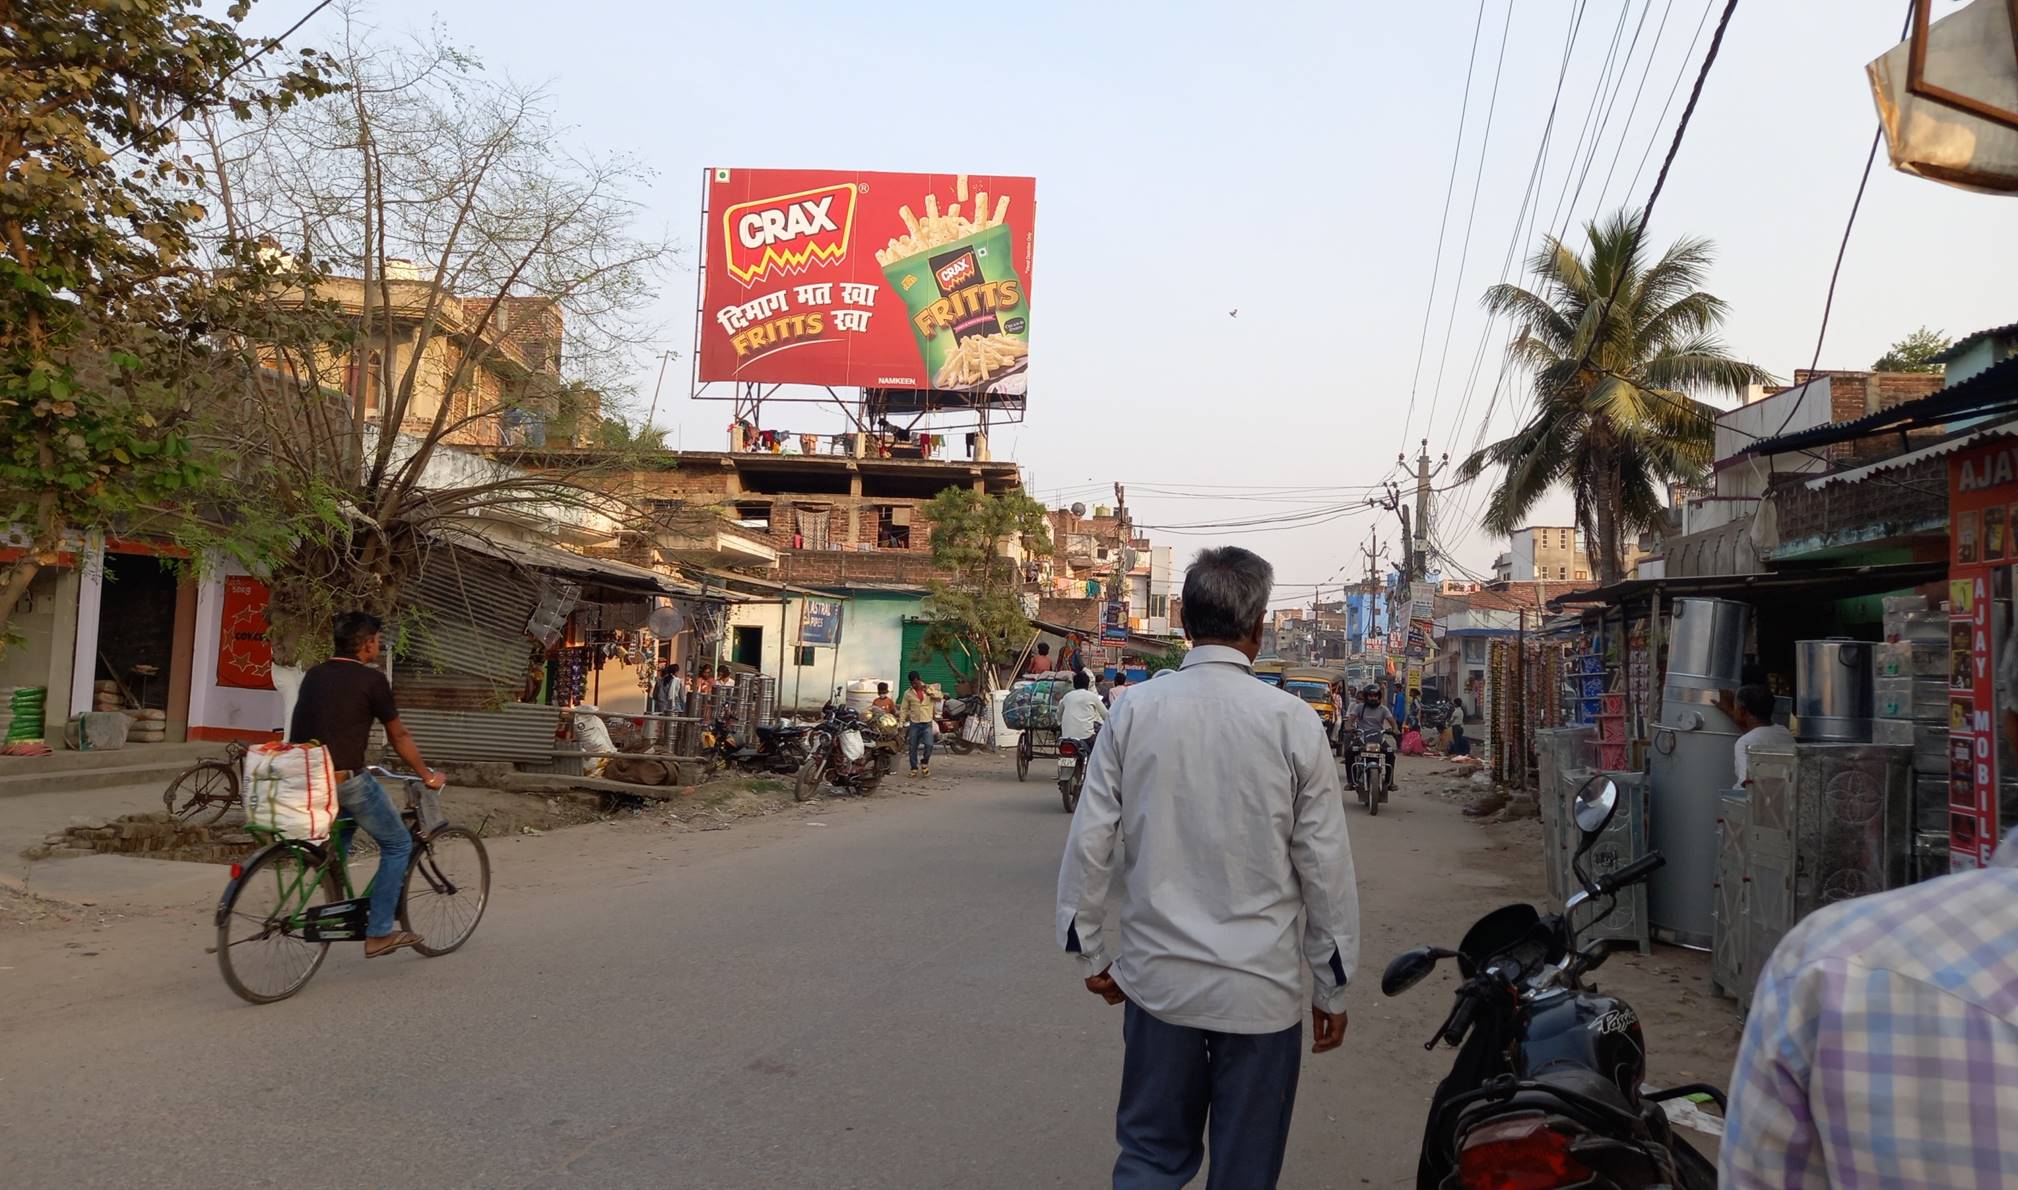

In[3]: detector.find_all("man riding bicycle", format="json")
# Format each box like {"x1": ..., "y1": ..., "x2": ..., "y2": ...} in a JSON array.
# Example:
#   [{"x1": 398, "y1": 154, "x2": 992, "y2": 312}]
[
  {"x1": 288, "y1": 612, "x2": 445, "y2": 958},
  {"x1": 1344, "y1": 683, "x2": 1399, "y2": 792}
]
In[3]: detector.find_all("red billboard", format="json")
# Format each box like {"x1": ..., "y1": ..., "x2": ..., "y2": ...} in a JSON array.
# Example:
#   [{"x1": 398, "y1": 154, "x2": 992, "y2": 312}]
[{"x1": 697, "y1": 168, "x2": 1036, "y2": 392}]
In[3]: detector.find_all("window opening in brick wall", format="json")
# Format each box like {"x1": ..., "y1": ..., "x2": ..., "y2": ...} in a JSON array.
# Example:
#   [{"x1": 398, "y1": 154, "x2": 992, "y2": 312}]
[
  {"x1": 735, "y1": 501, "x2": 772, "y2": 531},
  {"x1": 877, "y1": 505, "x2": 912, "y2": 549}
]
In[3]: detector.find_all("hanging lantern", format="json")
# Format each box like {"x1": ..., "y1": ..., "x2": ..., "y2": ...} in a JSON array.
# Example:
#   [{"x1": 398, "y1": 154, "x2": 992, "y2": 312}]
[{"x1": 1867, "y1": 0, "x2": 2018, "y2": 193}]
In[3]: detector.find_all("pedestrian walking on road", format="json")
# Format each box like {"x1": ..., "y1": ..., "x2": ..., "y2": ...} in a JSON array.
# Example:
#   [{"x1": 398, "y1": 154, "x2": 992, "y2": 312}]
[
  {"x1": 899, "y1": 670, "x2": 936, "y2": 777},
  {"x1": 1057, "y1": 546, "x2": 1361, "y2": 1189},
  {"x1": 1722, "y1": 827, "x2": 2018, "y2": 1188}
]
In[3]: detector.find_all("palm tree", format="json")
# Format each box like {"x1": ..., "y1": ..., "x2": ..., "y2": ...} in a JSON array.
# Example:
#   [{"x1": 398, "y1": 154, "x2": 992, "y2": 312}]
[{"x1": 1457, "y1": 209, "x2": 1774, "y2": 585}]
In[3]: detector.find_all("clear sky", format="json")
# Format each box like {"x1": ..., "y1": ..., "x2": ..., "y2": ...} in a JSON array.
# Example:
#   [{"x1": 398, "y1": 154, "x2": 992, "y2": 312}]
[{"x1": 272, "y1": 0, "x2": 2016, "y2": 604}]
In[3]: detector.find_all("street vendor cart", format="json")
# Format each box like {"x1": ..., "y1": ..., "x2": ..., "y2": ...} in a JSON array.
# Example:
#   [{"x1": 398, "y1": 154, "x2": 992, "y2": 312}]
[{"x1": 1004, "y1": 676, "x2": 1072, "y2": 782}]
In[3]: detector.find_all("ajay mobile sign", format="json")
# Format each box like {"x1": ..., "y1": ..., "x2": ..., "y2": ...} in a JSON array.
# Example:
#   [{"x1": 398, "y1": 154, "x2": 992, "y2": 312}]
[{"x1": 696, "y1": 168, "x2": 1036, "y2": 394}]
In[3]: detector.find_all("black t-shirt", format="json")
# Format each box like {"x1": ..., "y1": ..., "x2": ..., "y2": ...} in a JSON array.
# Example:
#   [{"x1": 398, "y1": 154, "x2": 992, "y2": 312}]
[{"x1": 289, "y1": 659, "x2": 399, "y2": 773}]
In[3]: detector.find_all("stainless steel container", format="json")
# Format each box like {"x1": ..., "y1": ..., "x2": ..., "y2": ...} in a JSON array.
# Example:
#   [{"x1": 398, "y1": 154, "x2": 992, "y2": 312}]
[
  {"x1": 1793, "y1": 639, "x2": 1874, "y2": 742},
  {"x1": 1647, "y1": 698, "x2": 1741, "y2": 948},
  {"x1": 1535, "y1": 727, "x2": 1596, "y2": 910},
  {"x1": 754, "y1": 673, "x2": 777, "y2": 727},
  {"x1": 1711, "y1": 788, "x2": 1751, "y2": 1004},
  {"x1": 1664, "y1": 598, "x2": 1751, "y2": 692},
  {"x1": 1744, "y1": 742, "x2": 1912, "y2": 976}
]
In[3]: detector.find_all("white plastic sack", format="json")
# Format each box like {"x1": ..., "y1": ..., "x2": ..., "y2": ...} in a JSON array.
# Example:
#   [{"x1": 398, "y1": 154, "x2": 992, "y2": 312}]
[
  {"x1": 839, "y1": 728, "x2": 866, "y2": 762},
  {"x1": 571, "y1": 706, "x2": 615, "y2": 778},
  {"x1": 242, "y1": 742, "x2": 341, "y2": 841},
  {"x1": 1867, "y1": 0, "x2": 2018, "y2": 193},
  {"x1": 572, "y1": 706, "x2": 616, "y2": 754}
]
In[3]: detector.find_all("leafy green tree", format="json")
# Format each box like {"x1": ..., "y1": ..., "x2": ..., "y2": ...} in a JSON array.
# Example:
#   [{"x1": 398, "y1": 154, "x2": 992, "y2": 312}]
[
  {"x1": 0, "y1": 0, "x2": 329, "y2": 644},
  {"x1": 1458, "y1": 210, "x2": 1773, "y2": 584},
  {"x1": 916, "y1": 488, "x2": 1051, "y2": 685},
  {"x1": 190, "y1": 19, "x2": 675, "y2": 663},
  {"x1": 1871, "y1": 326, "x2": 1950, "y2": 374}
]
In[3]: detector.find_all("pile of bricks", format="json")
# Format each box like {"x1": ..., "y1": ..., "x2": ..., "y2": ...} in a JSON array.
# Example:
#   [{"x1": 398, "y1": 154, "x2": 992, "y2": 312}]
[{"x1": 32, "y1": 812, "x2": 254, "y2": 865}]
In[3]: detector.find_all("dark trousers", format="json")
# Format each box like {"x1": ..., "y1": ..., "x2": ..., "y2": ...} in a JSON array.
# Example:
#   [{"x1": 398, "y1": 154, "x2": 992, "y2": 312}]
[
  {"x1": 1114, "y1": 1002, "x2": 1303, "y2": 1190},
  {"x1": 906, "y1": 721, "x2": 934, "y2": 769}
]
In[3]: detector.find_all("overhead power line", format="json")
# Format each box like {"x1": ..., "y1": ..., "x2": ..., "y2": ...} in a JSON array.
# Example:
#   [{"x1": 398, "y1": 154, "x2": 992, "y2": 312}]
[
  {"x1": 1400, "y1": 0, "x2": 1492, "y2": 451},
  {"x1": 108, "y1": 0, "x2": 338, "y2": 160}
]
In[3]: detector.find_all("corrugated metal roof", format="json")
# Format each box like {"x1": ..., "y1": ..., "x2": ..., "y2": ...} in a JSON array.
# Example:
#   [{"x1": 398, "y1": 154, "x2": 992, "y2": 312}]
[
  {"x1": 1804, "y1": 416, "x2": 2018, "y2": 489},
  {"x1": 1930, "y1": 321, "x2": 2018, "y2": 364},
  {"x1": 397, "y1": 704, "x2": 562, "y2": 763},
  {"x1": 436, "y1": 528, "x2": 709, "y2": 597},
  {"x1": 399, "y1": 545, "x2": 550, "y2": 685}
]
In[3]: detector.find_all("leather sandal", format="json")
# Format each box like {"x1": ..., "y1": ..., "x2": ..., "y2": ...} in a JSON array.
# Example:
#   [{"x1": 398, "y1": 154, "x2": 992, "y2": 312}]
[{"x1": 364, "y1": 930, "x2": 423, "y2": 958}]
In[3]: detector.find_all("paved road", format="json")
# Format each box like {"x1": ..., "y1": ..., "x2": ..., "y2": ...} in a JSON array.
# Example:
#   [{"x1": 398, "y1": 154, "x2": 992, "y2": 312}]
[{"x1": 0, "y1": 754, "x2": 1732, "y2": 1188}]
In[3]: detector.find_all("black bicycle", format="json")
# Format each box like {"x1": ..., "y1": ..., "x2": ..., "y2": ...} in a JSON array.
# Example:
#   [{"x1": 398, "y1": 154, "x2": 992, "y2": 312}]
[
  {"x1": 163, "y1": 740, "x2": 249, "y2": 824},
  {"x1": 214, "y1": 767, "x2": 490, "y2": 1004}
]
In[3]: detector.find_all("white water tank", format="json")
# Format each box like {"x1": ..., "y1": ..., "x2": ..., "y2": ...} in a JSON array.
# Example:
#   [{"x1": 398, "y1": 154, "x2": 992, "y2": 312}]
[{"x1": 845, "y1": 678, "x2": 892, "y2": 713}]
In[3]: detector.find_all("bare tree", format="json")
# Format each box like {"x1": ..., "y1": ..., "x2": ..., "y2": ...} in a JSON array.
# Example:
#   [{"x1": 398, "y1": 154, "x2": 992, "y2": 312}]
[{"x1": 194, "y1": 12, "x2": 680, "y2": 663}]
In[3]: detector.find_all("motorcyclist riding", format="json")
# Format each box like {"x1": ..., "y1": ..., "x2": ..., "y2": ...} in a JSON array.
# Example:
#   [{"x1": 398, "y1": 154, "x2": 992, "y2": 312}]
[{"x1": 1343, "y1": 684, "x2": 1398, "y2": 792}]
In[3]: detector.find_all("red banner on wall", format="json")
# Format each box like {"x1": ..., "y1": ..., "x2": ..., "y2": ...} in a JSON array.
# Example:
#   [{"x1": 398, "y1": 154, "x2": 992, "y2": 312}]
[
  {"x1": 697, "y1": 168, "x2": 1037, "y2": 392},
  {"x1": 217, "y1": 577, "x2": 275, "y2": 691}
]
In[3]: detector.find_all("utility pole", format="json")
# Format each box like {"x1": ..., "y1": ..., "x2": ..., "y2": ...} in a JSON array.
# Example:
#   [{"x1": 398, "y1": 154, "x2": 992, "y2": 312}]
[{"x1": 1399, "y1": 439, "x2": 1449, "y2": 583}]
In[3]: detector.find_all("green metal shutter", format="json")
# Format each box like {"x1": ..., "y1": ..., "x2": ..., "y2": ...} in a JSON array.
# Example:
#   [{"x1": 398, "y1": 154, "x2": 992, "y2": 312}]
[{"x1": 901, "y1": 619, "x2": 973, "y2": 690}]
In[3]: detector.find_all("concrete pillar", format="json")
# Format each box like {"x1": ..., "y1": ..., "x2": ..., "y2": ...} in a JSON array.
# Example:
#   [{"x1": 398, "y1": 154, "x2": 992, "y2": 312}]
[
  {"x1": 67, "y1": 533, "x2": 105, "y2": 742},
  {"x1": 848, "y1": 472, "x2": 864, "y2": 547}
]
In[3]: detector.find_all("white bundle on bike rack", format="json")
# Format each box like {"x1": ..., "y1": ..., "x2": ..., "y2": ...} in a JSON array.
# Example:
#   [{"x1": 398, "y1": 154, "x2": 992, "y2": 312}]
[
  {"x1": 242, "y1": 741, "x2": 340, "y2": 841},
  {"x1": 838, "y1": 728, "x2": 867, "y2": 762}
]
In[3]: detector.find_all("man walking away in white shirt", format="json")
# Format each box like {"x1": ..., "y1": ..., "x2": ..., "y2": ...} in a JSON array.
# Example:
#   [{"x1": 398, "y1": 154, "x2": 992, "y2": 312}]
[
  {"x1": 1732, "y1": 684, "x2": 1793, "y2": 784},
  {"x1": 1059, "y1": 670, "x2": 1108, "y2": 749},
  {"x1": 1057, "y1": 545, "x2": 1361, "y2": 1189}
]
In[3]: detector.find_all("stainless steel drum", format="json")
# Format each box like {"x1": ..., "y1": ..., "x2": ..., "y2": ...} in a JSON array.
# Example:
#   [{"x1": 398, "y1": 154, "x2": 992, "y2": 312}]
[
  {"x1": 1664, "y1": 598, "x2": 1750, "y2": 692},
  {"x1": 1793, "y1": 639, "x2": 1874, "y2": 742},
  {"x1": 1647, "y1": 697, "x2": 1741, "y2": 949}
]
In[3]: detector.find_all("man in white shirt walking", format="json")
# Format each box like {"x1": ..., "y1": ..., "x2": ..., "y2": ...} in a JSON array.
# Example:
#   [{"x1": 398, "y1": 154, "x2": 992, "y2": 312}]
[
  {"x1": 1732, "y1": 683, "x2": 1793, "y2": 784},
  {"x1": 1059, "y1": 670, "x2": 1108, "y2": 749},
  {"x1": 1057, "y1": 546, "x2": 1361, "y2": 1189}
]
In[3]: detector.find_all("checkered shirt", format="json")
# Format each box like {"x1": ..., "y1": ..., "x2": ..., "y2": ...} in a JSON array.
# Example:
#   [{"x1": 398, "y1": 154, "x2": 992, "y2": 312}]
[{"x1": 1721, "y1": 835, "x2": 2018, "y2": 1188}]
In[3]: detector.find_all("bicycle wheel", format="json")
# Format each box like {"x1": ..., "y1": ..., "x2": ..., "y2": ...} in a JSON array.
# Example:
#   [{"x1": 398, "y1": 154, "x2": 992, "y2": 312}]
[
  {"x1": 216, "y1": 843, "x2": 339, "y2": 1004},
  {"x1": 402, "y1": 826, "x2": 490, "y2": 957},
  {"x1": 164, "y1": 761, "x2": 238, "y2": 825}
]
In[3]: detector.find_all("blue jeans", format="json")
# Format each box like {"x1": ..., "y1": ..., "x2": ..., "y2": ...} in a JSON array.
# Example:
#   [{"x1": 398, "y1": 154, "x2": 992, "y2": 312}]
[
  {"x1": 906, "y1": 721, "x2": 934, "y2": 770},
  {"x1": 1114, "y1": 1002, "x2": 1303, "y2": 1189},
  {"x1": 336, "y1": 772, "x2": 412, "y2": 938}
]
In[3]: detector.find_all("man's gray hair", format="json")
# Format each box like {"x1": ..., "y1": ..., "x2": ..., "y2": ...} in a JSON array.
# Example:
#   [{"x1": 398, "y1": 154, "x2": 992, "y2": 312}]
[{"x1": 1181, "y1": 546, "x2": 1274, "y2": 642}]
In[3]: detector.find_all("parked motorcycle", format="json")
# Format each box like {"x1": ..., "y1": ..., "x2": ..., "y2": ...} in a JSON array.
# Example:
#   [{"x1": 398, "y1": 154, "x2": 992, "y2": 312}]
[
  {"x1": 1056, "y1": 725, "x2": 1099, "y2": 814},
  {"x1": 1345, "y1": 724, "x2": 1393, "y2": 812},
  {"x1": 793, "y1": 705, "x2": 882, "y2": 802},
  {"x1": 864, "y1": 710, "x2": 902, "y2": 777},
  {"x1": 1384, "y1": 777, "x2": 1724, "y2": 1189},
  {"x1": 937, "y1": 695, "x2": 978, "y2": 754},
  {"x1": 703, "y1": 713, "x2": 813, "y2": 776}
]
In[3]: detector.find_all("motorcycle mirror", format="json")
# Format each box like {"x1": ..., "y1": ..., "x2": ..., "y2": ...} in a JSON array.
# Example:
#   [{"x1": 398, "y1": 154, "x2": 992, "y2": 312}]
[
  {"x1": 1380, "y1": 946, "x2": 1454, "y2": 997},
  {"x1": 1572, "y1": 777, "x2": 1619, "y2": 850}
]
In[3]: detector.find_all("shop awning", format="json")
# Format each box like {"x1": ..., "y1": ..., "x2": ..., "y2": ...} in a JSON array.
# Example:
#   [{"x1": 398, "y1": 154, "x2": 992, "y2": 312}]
[
  {"x1": 434, "y1": 530, "x2": 714, "y2": 599},
  {"x1": 1548, "y1": 560, "x2": 1948, "y2": 609},
  {"x1": 1740, "y1": 353, "x2": 2018, "y2": 456},
  {"x1": 680, "y1": 565, "x2": 847, "y2": 602}
]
